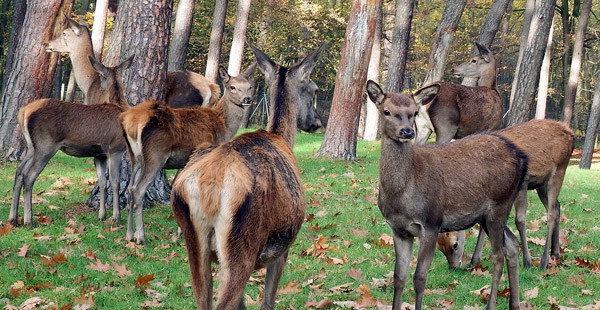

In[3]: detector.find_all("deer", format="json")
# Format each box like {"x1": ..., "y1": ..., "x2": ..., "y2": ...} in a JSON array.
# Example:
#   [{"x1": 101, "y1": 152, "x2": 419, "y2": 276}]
[
  {"x1": 170, "y1": 41, "x2": 324, "y2": 309},
  {"x1": 366, "y1": 80, "x2": 526, "y2": 310},
  {"x1": 10, "y1": 56, "x2": 133, "y2": 227},
  {"x1": 437, "y1": 119, "x2": 574, "y2": 270},
  {"x1": 46, "y1": 17, "x2": 219, "y2": 107},
  {"x1": 414, "y1": 43, "x2": 503, "y2": 145},
  {"x1": 119, "y1": 64, "x2": 256, "y2": 245}
]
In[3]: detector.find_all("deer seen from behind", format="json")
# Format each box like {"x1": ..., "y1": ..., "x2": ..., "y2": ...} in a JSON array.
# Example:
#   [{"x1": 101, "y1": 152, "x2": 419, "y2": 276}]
[
  {"x1": 366, "y1": 80, "x2": 526, "y2": 309},
  {"x1": 170, "y1": 42, "x2": 324, "y2": 309},
  {"x1": 119, "y1": 64, "x2": 256, "y2": 245},
  {"x1": 46, "y1": 17, "x2": 219, "y2": 107},
  {"x1": 10, "y1": 56, "x2": 133, "y2": 227},
  {"x1": 414, "y1": 43, "x2": 503, "y2": 144}
]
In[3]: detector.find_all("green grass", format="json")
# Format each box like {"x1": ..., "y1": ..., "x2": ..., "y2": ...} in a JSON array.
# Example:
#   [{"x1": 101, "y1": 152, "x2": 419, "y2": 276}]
[{"x1": 1, "y1": 131, "x2": 599, "y2": 309}]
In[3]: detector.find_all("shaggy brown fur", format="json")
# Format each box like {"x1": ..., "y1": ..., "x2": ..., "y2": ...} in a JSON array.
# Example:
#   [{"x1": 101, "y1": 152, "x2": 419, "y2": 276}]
[
  {"x1": 10, "y1": 57, "x2": 132, "y2": 227},
  {"x1": 166, "y1": 71, "x2": 221, "y2": 108},
  {"x1": 367, "y1": 80, "x2": 526, "y2": 310},
  {"x1": 120, "y1": 66, "x2": 254, "y2": 245},
  {"x1": 439, "y1": 119, "x2": 575, "y2": 269},
  {"x1": 171, "y1": 42, "x2": 324, "y2": 309}
]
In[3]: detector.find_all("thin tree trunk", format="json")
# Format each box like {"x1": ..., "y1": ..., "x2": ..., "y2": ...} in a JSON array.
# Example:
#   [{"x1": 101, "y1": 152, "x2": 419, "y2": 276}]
[
  {"x1": 505, "y1": 0, "x2": 556, "y2": 126},
  {"x1": 315, "y1": 0, "x2": 379, "y2": 160},
  {"x1": 0, "y1": 0, "x2": 74, "y2": 161},
  {"x1": 91, "y1": 0, "x2": 108, "y2": 60},
  {"x1": 535, "y1": 19, "x2": 554, "y2": 120},
  {"x1": 205, "y1": 0, "x2": 228, "y2": 83},
  {"x1": 580, "y1": 71, "x2": 600, "y2": 169},
  {"x1": 422, "y1": 0, "x2": 467, "y2": 86},
  {"x1": 168, "y1": 0, "x2": 195, "y2": 71},
  {"x1": 562, "y1": 0, "x2": 592, "y2": 127},
  {"x1": 362, "y1": 0, "x2": 383, "y2": 141},
  {"x1": 65, "y1": 68, "x2": 77, "y2": 102},
  {"x1": 509, "y1": 0, "x2": 534, "y2": 108},
  {"x1": 227, "y1": 0, "x2": 251, "y2": 76},
  {"x1": 384, "y1": 0, "x2": 414, "y2": 93},
  {"x1": 1, "y1": 0, "x2": 26, "y2": 92}
]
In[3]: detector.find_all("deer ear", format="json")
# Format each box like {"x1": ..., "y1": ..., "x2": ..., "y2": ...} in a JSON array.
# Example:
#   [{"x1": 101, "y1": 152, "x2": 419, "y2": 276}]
[
  {"x1": 218, "y1": 66, "x2": 230, "y2": 83},
  {"x1": 366, "y1": 80, "x2": 384, "y2": 106},
  {"x1": 66, "y1": 17, "x2": 83, "y2": 36},
  {"x1": 414, "y1": 83, "x2": 440, "y2": 106},
  {"x1": 247, "y1": 41, "x2": 277, "y2": 83},
  {"x1": 243, "y1": 61, "x2": 257, "y2": 82},
  {"x1": 292, "y1": 43, "x2": 326, "y2": 81},
  {"x1": 88, "y1": 55, "x2": 108, "y2": 78},
  {"x1": 118, "y1": 55, "x2": 134, "y2": 70},
  {"x1": 475, "y1": 42, "x2": 492, "y2": 62}
]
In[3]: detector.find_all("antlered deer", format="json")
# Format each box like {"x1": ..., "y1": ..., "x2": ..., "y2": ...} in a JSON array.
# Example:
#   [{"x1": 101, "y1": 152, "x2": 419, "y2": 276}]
[
  {"x1": 366, "y1": 80, "x2": 525, "y2": 310},
  {"x1": 10, "y1": 56, "x2": 133, "y2": 227},
  {"x1": 119, "y1": 64, "x2": 256, "y2": 245},
  {"x1": 414, "y1": 43, "x2": 503, "y2": 145},
  {"x1": 171, "y1": 42, "x2": 323, "y2": 309},
  {"x1": 46, "y1": 17, "x2": 219, "y2": 107},
  {"x1": 438, "y1": 119, "x2": 574, "y2": 269}
]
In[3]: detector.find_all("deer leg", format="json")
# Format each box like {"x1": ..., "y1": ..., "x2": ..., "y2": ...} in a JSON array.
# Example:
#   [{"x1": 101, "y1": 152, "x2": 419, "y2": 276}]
[
  {"x1": 414, "y1": 230, "x2": 438, "y2": 310},
  {"x1": 391, "y1": 233, "x2": 414, "y2": 309},
  {"x1": 538, "y1": 181, "x2": 562, "y2": 269},
  {"x1": 260, "y1": 251, "x2": 289, "y2": 310},
  {"x1": 503, "y1": 227, "x2": 521, "y2": 309},
  {"x1": 21, "y1": 147, "x2": 59, "y2": 227},
  {"x1": 483, "y1": 219, "x2": 508, "y2": 310},
  {"x1": 469, "y1": 228, "x2": 487, "y2": 267},
  {"x1": 10, "y1": 149, "x2": 34, "y2": 225},
  {"x1": 513, "y1": 188, "x2": 532, "y2": 268},
  {"x1": 434, "y1": 124, "x2": 458, "y2": 144},
  {"x1": 94, "y1": 157, "x2": 108, "y2": 221},
  {"x1": 214, "y1": 253, "x2": 254, "y2": 310},
  {"x1": 107, "y1": 153, "x2": 122, "y2": 224}
]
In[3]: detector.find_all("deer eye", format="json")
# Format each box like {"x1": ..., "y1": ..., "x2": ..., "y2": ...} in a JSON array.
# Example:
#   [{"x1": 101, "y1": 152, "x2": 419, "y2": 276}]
[
  {"x1": 471, "y1": 59, "x2": 477, "y2": 63},
  {"x1": 383, "y1": 110, "x2": 391, "y2": 116},
  {"x1": 229, "y1": 85, "x2": 236, "y2": 90},
  {"x1": 414, "y1": 111, "x2": 419, "y2": 117}
]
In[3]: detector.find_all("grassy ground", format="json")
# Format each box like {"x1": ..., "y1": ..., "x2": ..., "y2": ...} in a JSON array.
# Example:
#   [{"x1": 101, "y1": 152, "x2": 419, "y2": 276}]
[{"x1": 0, "y1": 131, "x2": 599, "y2": 309}]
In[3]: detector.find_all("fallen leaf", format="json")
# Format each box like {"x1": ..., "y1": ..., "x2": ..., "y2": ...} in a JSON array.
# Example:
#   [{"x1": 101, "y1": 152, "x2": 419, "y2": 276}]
[
  {"x1": 0, "y1": 224, "x2": 13, "y2": 236},
  {"x1": 277, "y1": 281, "x2": 302, "y2": 295},
  {"x1": 330, "y1": 282, "x2": 353, "y2": 293},
  {"x1": 87, "y1": 258, "x2": 110, "y2": 272},
  {"x1": 358, "y1": 291, "x2": 377, "y2": 307},
  {"x1": 350, "y1": 227, "x2": 368, "y2": 238},
  {"x1": 524, "y1": 287, "x2": 538, "y2": 299},
  {"x1": 17, "y1": 243, "x2": 30, "y2": 257},
  {"x1": 348, "y1": 268, "x2": 365, "y2": 281},
  {"x1": 113, "y1": 262, "x2": 132, "y2": 278},
  {"x1": 134, "y1": 273, "x2": 155, "y2": 290}
]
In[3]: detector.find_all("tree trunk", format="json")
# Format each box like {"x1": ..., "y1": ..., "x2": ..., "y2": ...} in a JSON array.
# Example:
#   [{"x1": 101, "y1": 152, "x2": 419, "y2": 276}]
[
  {"x1": 315, "y1": 0, "x2": 379, "y2": 160},
  {"x1": 1, "y1": 0, "x2": 26, "y2": 93},
  {"x1": 562, "y1": 0, "x2": 592, "y2": 127},
  {"x1": 579, "y1": 71, "x2": 600, "y2": 169},
  {"x1": 65, "y1": 68, "x2": 77, "y2": 102},
  {"x1": 535, "y1": 19, "x2": 554, "y2": 120},
  {"x1": 168, "y1": 0, "x2": 195, "y2": 71},
  {"x1": 91, "y1": 0, "x2": 108, "y2": 60},
  {"x1": 205, "y1": 0, "x2": 228, "y2": 84},
  {"x1": 88, "y1": 0, "x2": 174, "y2": 208},
  {"x1": 0, "y1": 0, "x2": 14, "y2": 84},
  {"x1": 362, "y1": 0, "x2": 383, "y2": 141},
  {"x1": 505, "y1": 0, "x2": 556, "y2": 126},
  {"x1": 509, "y1": 0, "x2": 534, "y2": 108},
  {"x1": 462, "y1": 0, "x2": 511, "y2": 86},
  {"x1": 422, "y1": 0, "x2": 467, "y2": 86},
  {"x1": 384, "y1": 0, "x2": 414, "y2": 93},
  {"x1": 0, "y1": 0, "x2": 74, "y2": 161},
  {"x1": 227, "y1": 0, "x2": 251, "y2": 76}
]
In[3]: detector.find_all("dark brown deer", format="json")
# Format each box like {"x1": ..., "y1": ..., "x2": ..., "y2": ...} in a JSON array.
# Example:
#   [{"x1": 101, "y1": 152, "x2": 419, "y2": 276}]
[
  {"x1": 46, "y1": 17, "x2": 219, "y2": 107},
  {"x1": 438, "y1": 119, "x2": 574, "y2": 269},
  {"x1": 10, "y1": 56, "x2": 133, "y2": 227},
  {"x1": 119, "y1": 65, "x2": 255, "y2": 245},
  {"x1": 366, "y1": 80, "x2": 525, "y2": 310},
  {"x1": 170, "y1": 42, "x2": 323, "y2": 309},
  {"x1": 414, "y1": 43, "x2": 503, "y2": 145}
]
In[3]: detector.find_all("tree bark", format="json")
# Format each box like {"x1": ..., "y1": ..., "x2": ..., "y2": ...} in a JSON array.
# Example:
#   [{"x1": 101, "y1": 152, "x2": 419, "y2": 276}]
[
  {"x1": 315, "y1": 0, "x2": 379, "y2": 160},
  {"x1": 361, "y1": 0, "x2": 383, "y2": 141},
  {"x1": 384, "y1": 0, "x2": 414, "y2": 93},
  {"x1": 535, "y1": 19, "x2": 553, "y2": 120},
  {"x1": 562, "y1": 0, "x2": 592, "y2": 127},
  {"x1": 0, "y1": 0, "x2": 74, "y2": 161},
  {"x1": 422, "y1": 0, "x2": 467, "y2": 86},
  {"x1": 509, "y1": 0, "x2": 534, "y2": 108},
  {"x1": 1, "y1": 0, "x2": 26, "y2": 93},
  {"x1": 505, "y1": 0, "x2": 556, "y2": 126},
  {"x1": 205, "y1": 0, "x2": 228, "y2": 83},
  {"x1": 462, "y1": 0, "x2": 511, "y2": 86},
  {"x1": 580, "y1": 71, "x2": 600, "y2": 169},
  {"x1": 91, "y1": 0, "x2": 108, "y2": 60},
  {"x1": 168, "y1": 0, "x2": 195, "y2": 71},
  {"x1": 227, "y1": 0, "x2": 251, "y2": 76}
]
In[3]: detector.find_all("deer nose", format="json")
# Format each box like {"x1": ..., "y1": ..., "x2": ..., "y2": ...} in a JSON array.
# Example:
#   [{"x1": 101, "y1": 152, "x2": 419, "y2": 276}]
[
  {"x1": 400, "y1": 128, "x2": 414, "y2": 139},
  {"x1": 243, "y1": 97, "x2": 253, "y2": 106}
]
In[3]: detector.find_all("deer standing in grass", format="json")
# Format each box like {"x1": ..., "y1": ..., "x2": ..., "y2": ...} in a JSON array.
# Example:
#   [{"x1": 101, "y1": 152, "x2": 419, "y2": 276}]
[
  {"x1": 414, "y1": 43, "x2": 503, "y2": 145},
  {"x1": 119, "y1": 64, "x2": 255, "y2": 245},
  {"x1": 10, "y1": 56, "x2": 133, "y2": 227},
  {"x1": 366, "y1": 80, "x2": 525, "y2": 310},
  {"x1": 46, "y1": 17, "x2": 219, "y2": 107},
  {"x1": 171, "y1": 42, "x2": 323, "y2": 309},
  {"x1": 438, "y1": 120, "x2": 574, "y2": 269}
]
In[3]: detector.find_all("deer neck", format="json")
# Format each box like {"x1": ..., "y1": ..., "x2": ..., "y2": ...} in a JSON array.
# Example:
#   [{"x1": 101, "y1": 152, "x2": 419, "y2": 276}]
[
  {"x1": 69, "y1": 46, "x2": 97, "y2": 96},
  {"x1": 267, "y1": 68, "x2": 297, "y2": 148},
  {"x1": 380, "y1": 136, "x2": 415, "y2": 190},
  {"x1": 213, "y1": 97, "x2": 245, "y2": 141},
  {"x1": 477, "y1": 66, "x2": 497, "y2": 89}
]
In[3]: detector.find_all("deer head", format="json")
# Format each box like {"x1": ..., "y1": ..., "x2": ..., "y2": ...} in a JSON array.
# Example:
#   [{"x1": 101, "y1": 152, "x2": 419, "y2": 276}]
[
  {"x1": 46, "y1": 17, "x2": 91, "y2": 54},
  {"x1": 88, "y1": 55, "x2": 133, "y2": 106},
  {"x1": 218, "y1": 64, "x2": 255, "y2": 108},
  {"x1": 450, "y1": 43, "x2": 496, "y2": 88}
]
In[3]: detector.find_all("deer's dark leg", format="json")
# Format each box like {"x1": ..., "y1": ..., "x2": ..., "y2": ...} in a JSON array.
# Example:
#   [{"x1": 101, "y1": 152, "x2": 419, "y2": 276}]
[
  {"x1": 503, "y1": 227, "x2": 521, "y2": 309},
  {"x1": 513, "y1": 188, "x2": 532, "y2": 268},
  {"x1": 108, "y1": 153, "x2": 122, "y2": 224},
  {"x1": 414, "y1": 230, "x2": 438, "y2": 310},
  {"x1": 392, "y1": 234, "x2": 414, "y2": 309},
  {"x1": 10, "y1": 148, "x2": 34, "y2": 225},
  {"x1": 94, "y1": 157, "x2": 108, "y2": 221},
  {"x1": 260, "y1": 251, "x2": 288, "y2": 310},
  {"x1": 21, "y1": 146, "x2": 60, "y2": 227}
]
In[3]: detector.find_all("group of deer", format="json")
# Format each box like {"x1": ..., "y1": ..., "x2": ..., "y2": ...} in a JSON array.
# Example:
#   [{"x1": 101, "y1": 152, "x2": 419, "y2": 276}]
[{"x1": 366, "y1": 42, "x2": 574, "y2": 309}]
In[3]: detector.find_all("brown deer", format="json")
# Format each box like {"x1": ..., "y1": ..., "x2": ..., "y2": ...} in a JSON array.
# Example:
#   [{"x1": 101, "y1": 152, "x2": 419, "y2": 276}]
[
  {"x1": 438, "y1": 119, "x2": 574, "y2": 269},
  {"x1": 46, "y1": 17, "x2": 219, "y2": 107},
  {"x1": 10, "y1": 56, "x2": 133, "y2": 227},
  {"x1": 170, "y1": 42, "x2": 323, "y2": 309},
  {"x1": 366, "y1": 80, "x2": 525, "y2": 310},
  {"x1": 414, "y1": 43, "x2": 503, "y2": 145},
  {"x1": 119, "y1": 64, "x2": 256, "y2": 245}
]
